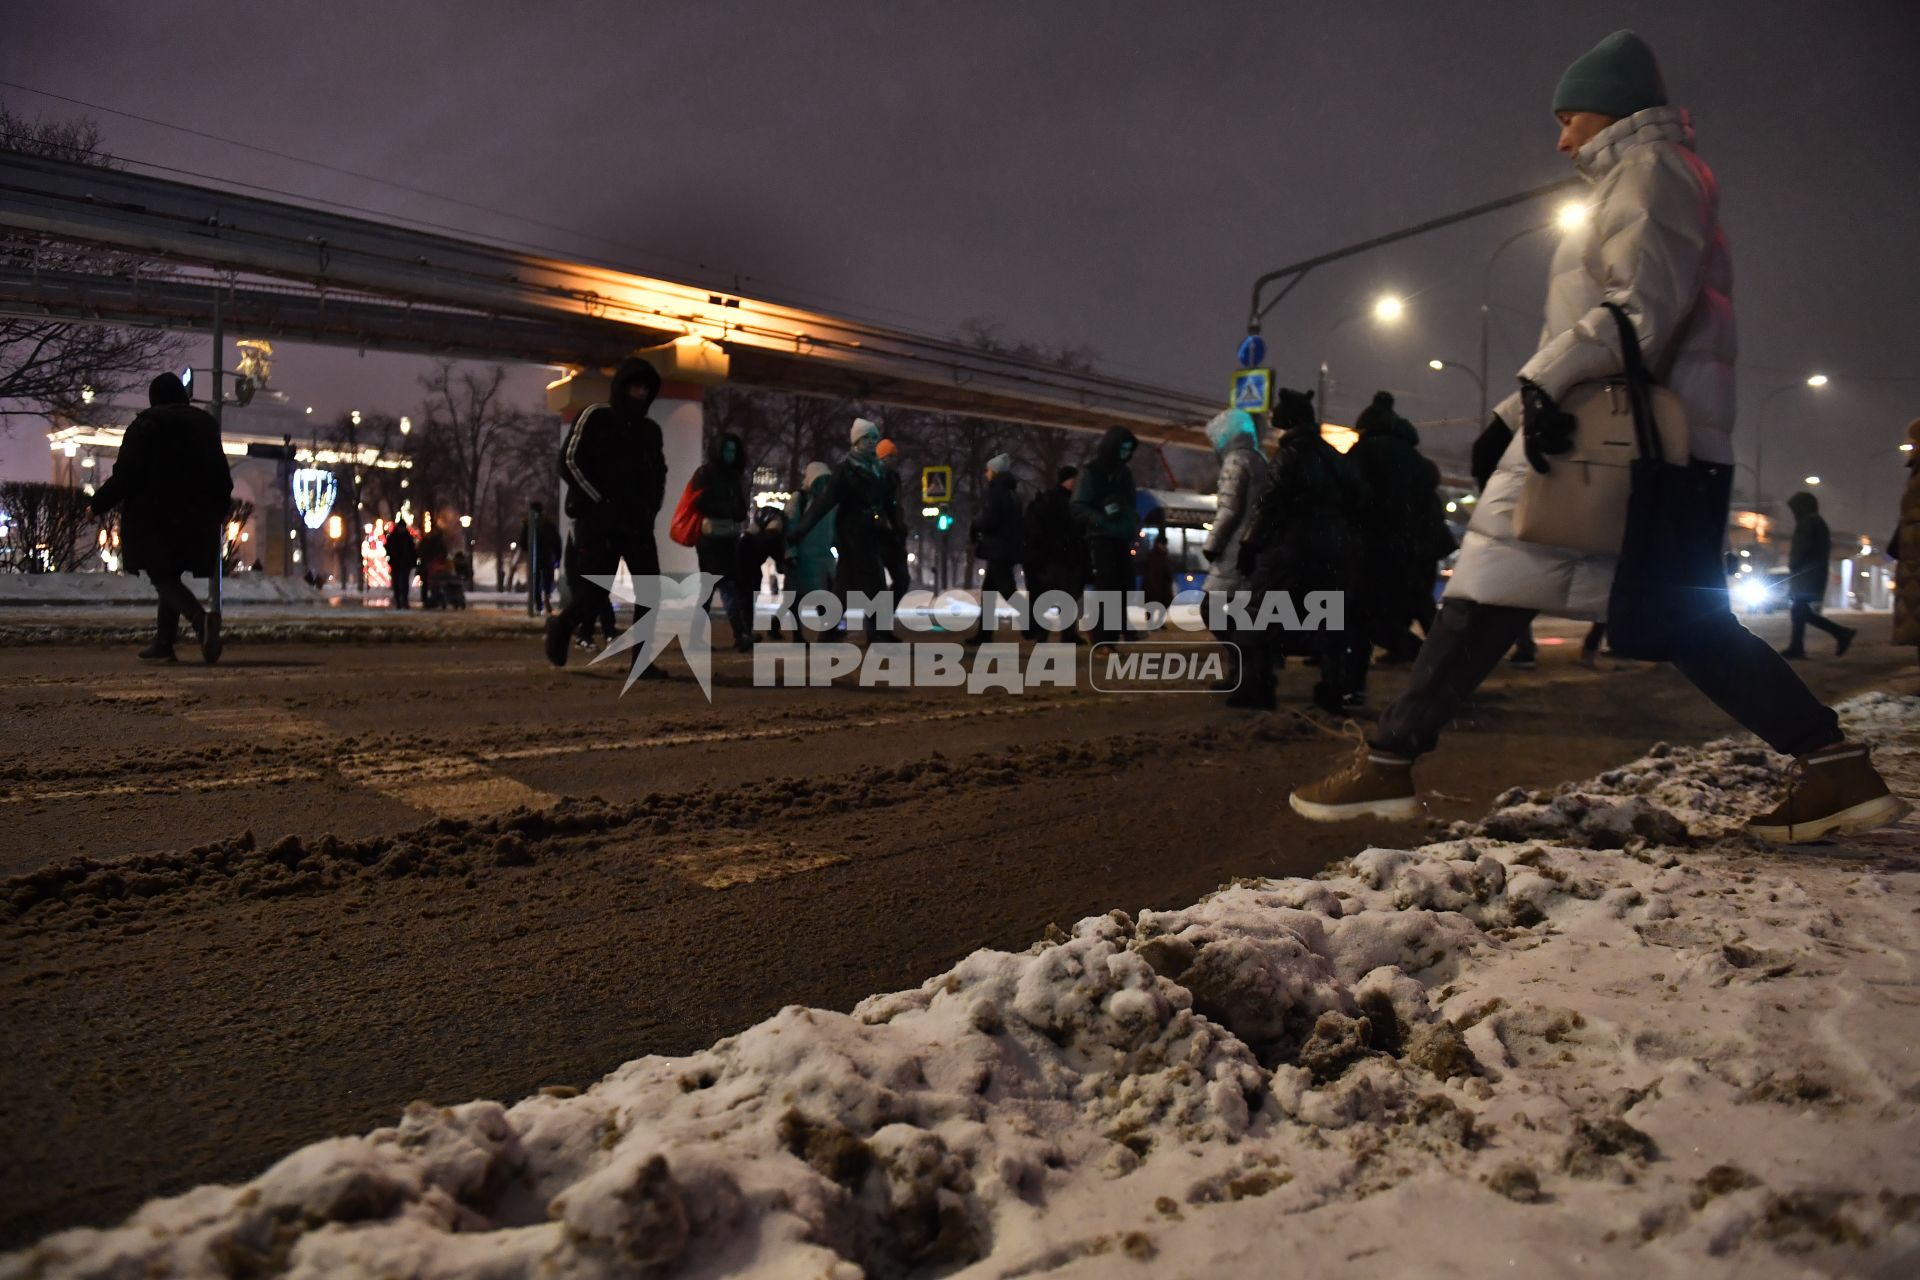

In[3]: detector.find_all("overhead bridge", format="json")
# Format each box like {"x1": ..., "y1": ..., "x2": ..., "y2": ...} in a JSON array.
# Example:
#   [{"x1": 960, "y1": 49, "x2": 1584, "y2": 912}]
[{"x1": 0, "y1": 151, "x2": 1217, "y2": 441}]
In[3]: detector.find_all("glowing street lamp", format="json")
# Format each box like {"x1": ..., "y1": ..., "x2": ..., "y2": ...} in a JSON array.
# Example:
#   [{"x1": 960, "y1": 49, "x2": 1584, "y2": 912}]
[
  {"x1": 1755, "y1": 375, "x2": 1831, "y2": 508},
  {"x1": 80, "y1": 385, "x2": 95, "y2": 405},
  {"x1": 1804, "y1": 476, "x2": 1821, "y2": 486},
  {"x1": 1319, "y1": 293, "x2": 1408, "y2": 413},
  {"x1": 458, "y1": 514, "x2": 472, "y2": 529},
  {"x1": 399, "y1": 416, "x2": 412, "y2": 435},
  {"x1": 350, "y1": 410, "x2": 363, "y2": 427}
]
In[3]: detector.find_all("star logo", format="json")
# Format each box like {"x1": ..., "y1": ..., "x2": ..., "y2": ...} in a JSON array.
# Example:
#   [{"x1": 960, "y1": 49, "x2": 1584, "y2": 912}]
[{"x1": 583, "y1": 570, "x2": 726, "y2": 699}]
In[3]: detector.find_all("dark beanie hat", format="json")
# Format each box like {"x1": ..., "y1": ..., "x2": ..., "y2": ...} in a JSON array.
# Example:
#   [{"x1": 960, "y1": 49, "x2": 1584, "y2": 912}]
[
  {"x1": 1056, "y1": 465, "x2": 1079, "y2": 485},
  {"x1": 1356, "y1": 390, "x2": 1397, "y2": 434},
  {"x1": 1552, "y1": 30, "x2": 1667, "y2": 120},
  {"x1": 1276, "y1": 387, "x2": 1317, "y2": 432},
  {"x1": 148, "y1": 372, "x2": 190, "y2": 406}
]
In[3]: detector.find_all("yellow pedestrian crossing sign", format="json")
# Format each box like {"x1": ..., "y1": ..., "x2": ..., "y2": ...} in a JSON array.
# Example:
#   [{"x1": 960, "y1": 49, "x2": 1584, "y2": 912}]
[
  {"x1": 1232, "y1": 368, "x2": 1272, "y2": 414},
  {"x1": 921, "y1": 465, "x2": 953, "y2": 504}
]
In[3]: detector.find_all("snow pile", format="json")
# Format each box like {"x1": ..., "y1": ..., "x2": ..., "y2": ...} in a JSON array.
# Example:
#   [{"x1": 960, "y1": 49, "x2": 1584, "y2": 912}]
[{"x1": 8, "y1": 699, "x2": 1920, "y2": 1279}]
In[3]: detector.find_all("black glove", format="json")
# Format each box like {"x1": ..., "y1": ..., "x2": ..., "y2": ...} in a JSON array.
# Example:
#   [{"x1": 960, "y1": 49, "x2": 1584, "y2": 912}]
[
  {"x1": 1519, "y1": 381, "x2": 1577, "y2": 474},
  {"x1": 1202, "y1": 546, "x2": 1219, "y2": 565},
  {"x1": 1469, "y1": 414, "x2": 1514, "y2": 492}
]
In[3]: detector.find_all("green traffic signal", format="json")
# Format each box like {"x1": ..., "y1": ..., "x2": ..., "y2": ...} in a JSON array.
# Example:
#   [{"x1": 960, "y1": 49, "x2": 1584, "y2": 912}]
[{"x1": 936, "y1": 512, "x2": 953, "y2": 531}]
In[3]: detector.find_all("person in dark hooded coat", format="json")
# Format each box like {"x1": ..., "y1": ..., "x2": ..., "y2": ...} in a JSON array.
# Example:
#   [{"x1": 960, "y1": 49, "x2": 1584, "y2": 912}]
[
  {"x1": 1023, "y1": 466, "x2": 1088, "y2": 640},
  {"x1": 1781, "y1": 490, "x2": 1854, "y2": 659},
  {"x1": 1230, "y1": 387, "x2": 1363, "y2": 712},
  {"x1": 1347, "y1": 391, "x2": 1446, "y2": 676},
  {"x1": 968, "y1": 452, "x2": 1024, "y2": 642},
  {"x1": 789, "y1": 418, "x2": 900, "y2": 641},
  {"x1": 545, "y1": 356, "x2": 668, "y2": 667},
  {"x1": 90, "y1": 371, "x2": 233, "y2": 663},
  {"x1": 691, "y1": 431, "x2": 752, "y2": 648},
  {"x1": 386, "y1": 520, "x2": 417, "y2": 609},
  {"x1": 1072, "y1": 426, "x2": 1141, "y2": 642}
]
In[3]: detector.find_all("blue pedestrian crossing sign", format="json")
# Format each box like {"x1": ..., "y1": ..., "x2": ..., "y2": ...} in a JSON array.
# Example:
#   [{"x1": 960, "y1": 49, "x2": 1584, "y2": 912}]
[{"x1": 1231, "y1": 367, "x2": 1273, "y2": 414}]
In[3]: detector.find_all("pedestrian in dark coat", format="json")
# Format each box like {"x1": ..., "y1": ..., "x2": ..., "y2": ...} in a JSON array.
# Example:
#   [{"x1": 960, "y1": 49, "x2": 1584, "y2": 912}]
[
  {"x1": 1072, "y1": 426, "x2": 1141, "y2": 642},
  {"x1": 1348, "y1": 392, "x2": 1445, "y2": 665},
  {"x1": 1231, "y1": 387, "x2": 1362, "y2": 712},
  {"x1": 790, "y1": 418, "x2": 900, "y2": 640},
  {"x1": 735, "y1": 504, "x2": 788, "y2": 642},
  {"x1": 90, "y1": 372, "x2": 233, "y2": 663},
  {"x1": 1892, "y1": 420, "x2": 1920, "y2": 661},
  {"x1": 1781, "y1": 490, "x2": 1854, "y2": 658},
  {"x1": 1023, "y1": 466, "x2": 1088, "y2": 640},
  {"x1": 387, "y1": 520, "x2": 417, "y2": 609},
  {"x1": 545, "y1": 357, "x2": 668, "y2": 668},
  {"x1": 528, "y1": 506, "x2": 561, "y2": 613},
  {"x1": 968, "y1": 453, "x2": 1023, "y2": 642},
  {"x1": 876, "y1": 438, "x2": 911, "y2": 598},
  {"x1": 691, "y1": 431, "x2": 751, "y2": 648}
]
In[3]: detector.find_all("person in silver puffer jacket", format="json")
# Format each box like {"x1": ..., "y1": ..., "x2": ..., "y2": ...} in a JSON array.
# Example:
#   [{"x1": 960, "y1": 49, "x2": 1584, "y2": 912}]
[{"x1": 1202, "y1": 409, "x2": 1268, "y2": 690}]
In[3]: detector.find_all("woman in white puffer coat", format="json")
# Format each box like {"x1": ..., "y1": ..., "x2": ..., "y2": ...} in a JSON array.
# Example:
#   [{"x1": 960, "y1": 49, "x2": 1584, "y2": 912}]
[{"x1": 1290, "y1": 30, "x2": 1905, "y2": 844}]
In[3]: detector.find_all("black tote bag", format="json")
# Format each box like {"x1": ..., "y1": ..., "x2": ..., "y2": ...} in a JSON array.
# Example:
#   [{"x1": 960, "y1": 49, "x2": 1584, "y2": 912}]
[{"x1": 1603, "y1": 302, "x2": 1734, "y2": 661}]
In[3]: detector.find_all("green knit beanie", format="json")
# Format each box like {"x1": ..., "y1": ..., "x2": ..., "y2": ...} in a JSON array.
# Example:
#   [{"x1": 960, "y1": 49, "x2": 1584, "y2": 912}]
[{"x1": 1552, "y1": 30, "x2": 1667, "y2": 120}]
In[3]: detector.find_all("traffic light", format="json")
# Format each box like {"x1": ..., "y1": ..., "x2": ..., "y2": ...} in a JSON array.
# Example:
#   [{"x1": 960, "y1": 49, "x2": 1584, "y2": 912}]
[{"x1": 936, "y1": 512, "x2": 954, "y2": 531}]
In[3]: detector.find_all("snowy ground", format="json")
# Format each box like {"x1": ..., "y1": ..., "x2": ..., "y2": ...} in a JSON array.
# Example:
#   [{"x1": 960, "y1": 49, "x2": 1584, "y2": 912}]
[{"x1": 7, "y1": 698, "x2": 1919, "y2": 1279}]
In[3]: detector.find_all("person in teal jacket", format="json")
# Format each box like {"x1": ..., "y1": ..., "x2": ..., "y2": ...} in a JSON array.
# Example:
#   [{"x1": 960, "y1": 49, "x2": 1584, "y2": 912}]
[{"x1": 784, "y1": 461, "x2": 838, "y2": 634}]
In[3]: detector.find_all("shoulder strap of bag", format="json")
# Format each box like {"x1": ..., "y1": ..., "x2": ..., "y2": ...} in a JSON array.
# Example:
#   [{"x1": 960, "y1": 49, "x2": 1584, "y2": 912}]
[{"x1": 1602, "y1": 301, "x2": 1662, "y2": 464}]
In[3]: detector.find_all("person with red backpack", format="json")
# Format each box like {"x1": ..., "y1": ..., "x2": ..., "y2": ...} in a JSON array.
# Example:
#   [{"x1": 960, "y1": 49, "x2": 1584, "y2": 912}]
[{"x1": 544, "y1": 357, "x2": 668, "y2": 669}]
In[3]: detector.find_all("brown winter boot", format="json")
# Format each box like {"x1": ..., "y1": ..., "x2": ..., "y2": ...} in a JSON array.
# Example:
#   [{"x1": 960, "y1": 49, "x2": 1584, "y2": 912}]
[
  {"x1": 1746, "y1": 742, "x2": 1910, "y2": 843},
  {"x1": 1289, "y1": 737, "x2": 1423, "y2": 822}
]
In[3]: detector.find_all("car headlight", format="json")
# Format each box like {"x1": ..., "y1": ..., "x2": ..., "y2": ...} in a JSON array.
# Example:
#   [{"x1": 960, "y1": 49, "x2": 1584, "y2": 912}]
[{"x1": 1732, "y1": 578, "x2": 1771, "y2": 610}]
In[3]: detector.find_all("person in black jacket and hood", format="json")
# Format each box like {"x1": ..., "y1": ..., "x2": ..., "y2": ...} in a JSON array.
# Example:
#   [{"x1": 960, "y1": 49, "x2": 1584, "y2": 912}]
[
  {"x1": 968, "y1": 452, "x2": 1024, "y2": 643},
  {"x1": 1024, "y1": 466, "x2": 1087, "y2": 641},
  {"x1": 692, "y1": 430, "x2": 751, "y2": 649},
  {"x1": 1781, "y1": 490, "x2": 1854, "y2": 659},
  {"x1": 386, "y1": 520, "x2": 417, "y2": 609},
  {"x1": 1231, "y1": 387, "x2": 1362, "y2": 712},
  {"x1": 90, "y1": 371, "x2": 233, "y2": 663},
  {"x1": 1347, "y1": 392, "x2": 1445, "y2": 676},
  {"x1": 790, "y1": 418, "x2": 900, "y2": 642},
  {"x1": 1072, "y1": 427, "x2": 1141, "y2": 642},
  {"x1": 545, "y1": 356, "x2": 668, "y2": 668}
]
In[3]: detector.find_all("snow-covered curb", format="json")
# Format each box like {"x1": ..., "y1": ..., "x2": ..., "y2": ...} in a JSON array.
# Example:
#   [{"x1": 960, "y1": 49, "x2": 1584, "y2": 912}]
[
  {"x1": 8, "y1": 698, "x2": 1920, "y2": 1279},
  {"x1": 0, "y1": 573, "x2": 319, "y2": 606}
]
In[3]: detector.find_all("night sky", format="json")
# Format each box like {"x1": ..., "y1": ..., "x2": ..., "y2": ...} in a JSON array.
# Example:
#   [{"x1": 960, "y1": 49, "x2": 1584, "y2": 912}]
[{"x1": 3, "y1": 0, "x2": 1916, "y2": 530}]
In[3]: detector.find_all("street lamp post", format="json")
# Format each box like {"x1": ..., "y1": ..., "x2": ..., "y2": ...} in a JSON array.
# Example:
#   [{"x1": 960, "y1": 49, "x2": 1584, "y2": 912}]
[
  {"x1": 1427, "y1": 357, "x2": 1485, "y2": 415},
  {"x1": 1477, "y1": 201, "x2": 1590, "y2": 430},
  {"x1": 1317, "y1": 293, "x2": 1404, "y2": 419},
  {"x1": 1754, "y1": 374, "x2": 1830, "y2": 512}
]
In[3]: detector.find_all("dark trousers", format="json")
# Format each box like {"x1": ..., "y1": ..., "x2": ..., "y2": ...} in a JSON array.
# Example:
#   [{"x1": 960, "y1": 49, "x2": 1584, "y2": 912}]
[
  {"x1": 149, "y1": 570, "x2": 206, "y2": 648},
  {"x1": 391, "y1": 567, "x2": 413, "y2": 609},
  {"x1": 1088, "y1": 539, "x2": 1130, "y2": 642},
  {"x1": 1373, "y1": 599, "x2": 1841, "y2": 759},
  {"x1": 979, "y1": 558, "x2": 1018, "y2": 637},
  {"x1": 1788, "y1": 600, "x2": 1848, "y2": 652},
  {"x1": 554, "y1": 522, "x2": 659, "y2": 641},
  {"x1": 1583, "y1": 622, "x2": 1607, "y2": 656}
]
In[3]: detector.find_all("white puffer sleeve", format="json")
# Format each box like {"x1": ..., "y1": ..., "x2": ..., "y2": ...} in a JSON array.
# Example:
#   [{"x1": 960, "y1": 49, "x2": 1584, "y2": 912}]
[{"x1": 1516, "y1": 146, "x2": 1711, "y2": 400}]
